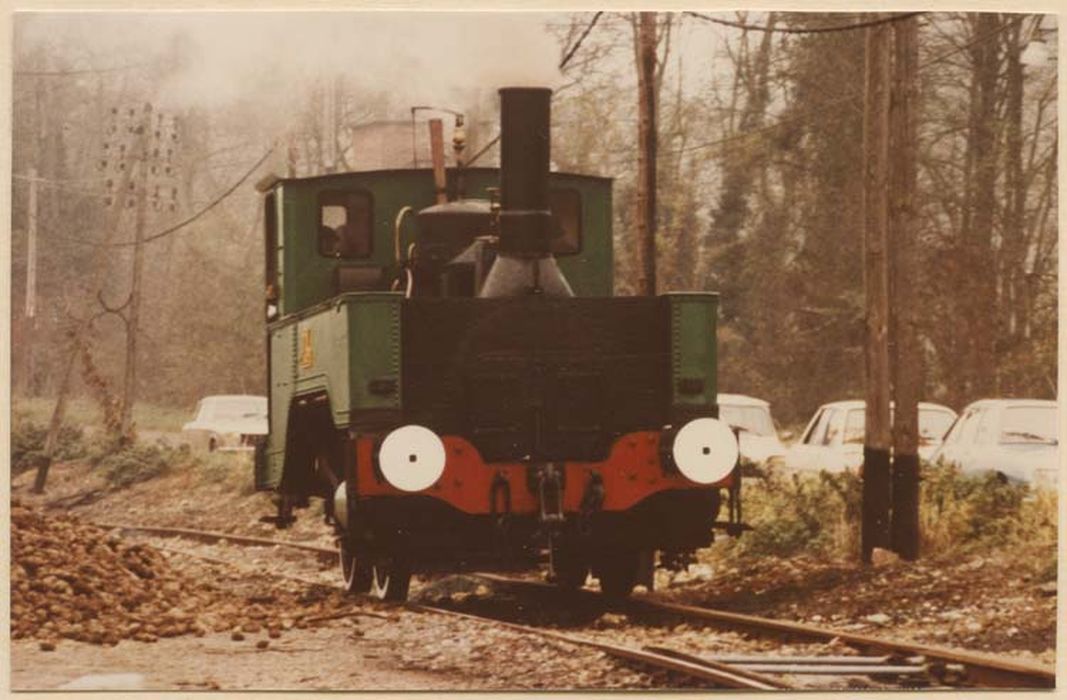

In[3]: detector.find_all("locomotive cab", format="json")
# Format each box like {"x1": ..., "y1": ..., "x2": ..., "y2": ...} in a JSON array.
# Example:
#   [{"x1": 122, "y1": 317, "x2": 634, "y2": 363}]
[{"x1": 256, "y1": 87, "x2": 742, "y2": 601}]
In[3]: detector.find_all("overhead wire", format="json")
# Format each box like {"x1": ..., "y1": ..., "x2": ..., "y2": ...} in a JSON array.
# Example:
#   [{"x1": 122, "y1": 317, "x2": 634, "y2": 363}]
[
  {"x1": 15, "y1": 62, "x2": 153, "y2": 77},
  {"x1": 684, "y1": 11, "x2": 927, "y2": 35},
  {"x1": 559, "y1": 11, "x2": 605, "y2": 69},
  {"x1": 57, "y1": 147, "x2": 275, "y2": 248}
]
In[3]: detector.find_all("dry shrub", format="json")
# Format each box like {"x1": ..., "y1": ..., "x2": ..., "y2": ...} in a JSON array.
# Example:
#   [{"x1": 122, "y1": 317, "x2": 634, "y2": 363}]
[
  {"x1": 921, "y1": 463, "x2": 1056, "y2": 578},
  {"x1": 11, "y1": 417, "x2": 87, "y2": 475},
  {"x1": 723, "y1": 470, "x2": 861, "y2": 559},
  {"x1": 91, "y1": 440, "x2": 195, "y2": 488},
  {"x1": 722, "y1": 464, "x2": 1056, "y2": 569}
]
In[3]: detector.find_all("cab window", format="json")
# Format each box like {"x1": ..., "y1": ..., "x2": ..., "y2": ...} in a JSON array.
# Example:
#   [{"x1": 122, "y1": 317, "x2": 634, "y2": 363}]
[
  {"x1": 549, "y1": 188, "x2": 581, "y2": 255},
  {"x1": 318, "y1": 190, "x2": 373, "y2": 258}
]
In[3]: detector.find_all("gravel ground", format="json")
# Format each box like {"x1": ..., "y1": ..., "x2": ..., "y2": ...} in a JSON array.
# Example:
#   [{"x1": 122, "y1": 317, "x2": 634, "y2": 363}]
[
  {"x1": 416, "y1": 577, "x2": 926, "y2": 690},
  {"x1": 652, "y1": 549, "x2": 1057, "y2": 667}
]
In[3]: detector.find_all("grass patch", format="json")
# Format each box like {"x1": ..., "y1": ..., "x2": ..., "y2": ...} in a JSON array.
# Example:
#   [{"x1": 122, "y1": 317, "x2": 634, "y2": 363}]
[
  {"x1": 11, "y1": 395, "x2": 192, "y2": 434},
  {"x1": 196, "y1": 450, "x2": 258, "y2": 494}
]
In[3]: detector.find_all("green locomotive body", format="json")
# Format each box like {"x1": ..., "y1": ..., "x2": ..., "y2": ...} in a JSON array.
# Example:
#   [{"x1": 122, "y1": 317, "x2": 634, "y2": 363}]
[{"x1": 256, "y1": 88, "x2": 741, "y2": 600}]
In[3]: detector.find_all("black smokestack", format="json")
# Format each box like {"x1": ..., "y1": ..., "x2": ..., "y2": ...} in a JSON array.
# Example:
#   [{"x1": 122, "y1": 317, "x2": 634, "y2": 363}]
[
  {"x1": 480, "y1": 87, "x2": 572, "y2": 298},
  {"x1": 497, "y1": 87, "x2": 552, "y2": 255}
]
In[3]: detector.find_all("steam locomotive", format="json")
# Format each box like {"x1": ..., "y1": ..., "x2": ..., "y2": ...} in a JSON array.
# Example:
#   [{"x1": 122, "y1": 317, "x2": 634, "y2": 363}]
[{"x1": 254, "y1": 87, "x2": 744, "y2": 601}]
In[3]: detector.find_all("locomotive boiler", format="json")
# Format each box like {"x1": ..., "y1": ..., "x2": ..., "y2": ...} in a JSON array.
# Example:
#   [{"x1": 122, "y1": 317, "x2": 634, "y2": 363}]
[{"x1": 254, "y1": 87, "x2": 744, "y2": 601}]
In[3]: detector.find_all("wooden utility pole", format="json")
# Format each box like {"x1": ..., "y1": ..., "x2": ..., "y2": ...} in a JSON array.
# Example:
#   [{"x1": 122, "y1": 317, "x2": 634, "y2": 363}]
[
  {"x1": 324, "y1": 77, "x2": 338, "y2": 174},
  {"x1": 889, "y1": 14, "x2": 921, "y2": 560},
  {"x1": 23, "y1": 167, "x2": 39, "y2": 397},
  {"x1": 861, "y1": 18, "x2": 892, "y2": 563},
  {"x1": 635, "y1": 11, "x2": 658, "y2": 296},
  {"x1": 120, "y1": 103, "x2": 152, "y2": 440},
  {"x1": 428, "y1": 118, "x2": 448, "y2": 205},
  {"x1": 33, "y1": 327, "x2": 79, "y2": 494}
]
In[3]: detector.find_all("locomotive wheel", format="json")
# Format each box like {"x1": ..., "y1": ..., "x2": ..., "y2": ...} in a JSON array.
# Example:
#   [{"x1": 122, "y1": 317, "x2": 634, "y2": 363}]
[
  {"x1": 338, "y1": 538, "x2": 372, "y2": 594},
  {"x1": 550, "y1": 542, "x2": 589, "y2": 590},
  {"x1": 595, "y1": 549, "x2": 641, "y2": 599},
  {"x1": 370, "y1": 558, "x2": 411, "y2": 602}
]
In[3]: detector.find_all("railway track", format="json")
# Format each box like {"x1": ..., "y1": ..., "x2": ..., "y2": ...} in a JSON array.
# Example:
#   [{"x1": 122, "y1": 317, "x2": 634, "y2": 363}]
[
  {"x1": 471, "y1": 573, "x2": 1056, "y2": 689},
  {"x1": 96, "y1": 521, "x2": 1056, "y2": 690}
]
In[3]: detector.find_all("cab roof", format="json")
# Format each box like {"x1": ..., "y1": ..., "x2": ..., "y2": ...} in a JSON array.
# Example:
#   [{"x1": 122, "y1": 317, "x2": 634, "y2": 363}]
[{"x1": 255, "y1": 166, "x2": 612, "y2": 193}]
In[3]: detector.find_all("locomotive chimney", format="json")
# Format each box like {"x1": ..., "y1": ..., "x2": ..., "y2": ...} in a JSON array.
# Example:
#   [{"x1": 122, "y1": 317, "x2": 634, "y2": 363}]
[{"x1": 479, "y1": 87, "x2": 573, "y2": 298}]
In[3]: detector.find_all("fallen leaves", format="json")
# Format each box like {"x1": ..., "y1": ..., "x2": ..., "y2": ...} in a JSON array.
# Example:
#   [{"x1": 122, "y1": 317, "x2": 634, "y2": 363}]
[{"x1": 11, "y1": 501, "x2": 374, "y2": 649}]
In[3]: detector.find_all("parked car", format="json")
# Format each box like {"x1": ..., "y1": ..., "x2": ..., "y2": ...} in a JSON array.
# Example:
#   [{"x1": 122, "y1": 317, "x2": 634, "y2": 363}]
[
  {"x1": 182, "y1": 395, "x2": 268, "y2": 452},
  {"x1": 931, "y1": 399, "x2": 1058, "y2": 489},
  {"x1": 717, "y1": 393, "x2": 787, "y2": 466},
  {"x1": 783, "y1": 399, "x2": 958, "y2": 474}
]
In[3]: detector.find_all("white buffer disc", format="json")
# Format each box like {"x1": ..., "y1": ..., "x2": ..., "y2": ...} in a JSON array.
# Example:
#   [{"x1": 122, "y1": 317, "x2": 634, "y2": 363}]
[
  {"x1": 671, "y1": 417, "x2": 739, "y2": 485},
  {"x1": 379, "y1": 425, "x2": 446, "y2": 492}
]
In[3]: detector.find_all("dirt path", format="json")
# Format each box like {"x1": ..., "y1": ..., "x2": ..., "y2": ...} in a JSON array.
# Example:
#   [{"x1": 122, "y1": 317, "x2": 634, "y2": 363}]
[{"x1": 11, "y1": 627, "x2": 472, "y2": 691}]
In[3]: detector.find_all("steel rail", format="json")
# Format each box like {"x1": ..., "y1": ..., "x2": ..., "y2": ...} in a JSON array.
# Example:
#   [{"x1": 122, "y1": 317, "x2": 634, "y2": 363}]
[
  {"x1": 627, "y1": 595, "x2": 1055, "y2": 689},
  {"x1": 409, "y1": 603, "x2": 792, "y2": 690},
  {"x1": 646, "y1": 647, "x2": 928, "y2": 678},
  {"x1": 644, "y1": 644, "x2": 930, "y2": 678},
  {"x1": 474, "y1": 573, "x2": 1056, "y2": 689},
  {"x1": 92, "y1": 521, "x2": 337, "y2": 559}
]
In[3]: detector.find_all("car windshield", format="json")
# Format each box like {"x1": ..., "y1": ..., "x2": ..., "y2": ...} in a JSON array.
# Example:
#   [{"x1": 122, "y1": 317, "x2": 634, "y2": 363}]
[
  {"x1": 840, "y1": 407, "x2": 956, "y2": 444},
  {"x1": 1000, "y1": 406, "x2": 1058, "y2": 445},
  {"x1": 919, "y1": 410, "x2": 956, "y2": 444},
  {"x1": 203, "y1": 397, "x2": 267, "y2": 420},
  {"x1": 719, "y1": 405, "x2": 776, "y2": 437},
  {"x1": 842, "y1": 410, "x2": 865, "y2": 444}
]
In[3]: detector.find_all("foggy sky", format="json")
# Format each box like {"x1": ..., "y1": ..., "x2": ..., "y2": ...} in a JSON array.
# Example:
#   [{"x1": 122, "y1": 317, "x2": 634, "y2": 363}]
[{"x1": 15, "y1": 12, "x2": 569, "y2": 115}]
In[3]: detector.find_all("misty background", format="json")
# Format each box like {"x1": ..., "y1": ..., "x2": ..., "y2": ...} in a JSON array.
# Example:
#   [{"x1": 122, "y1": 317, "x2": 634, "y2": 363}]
[{"x1": 9, "y1": 11, "x2": 1058, "y2": 427}]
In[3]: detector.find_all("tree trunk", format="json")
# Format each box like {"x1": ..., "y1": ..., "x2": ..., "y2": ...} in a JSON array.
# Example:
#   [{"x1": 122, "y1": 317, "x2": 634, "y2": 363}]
[
  {"x1": 635, "y1": 11, "x2": 658, "y2": 296},
  {"x1": 861, "y1": 19, "x2": 892, "y2": 563},
  {"x1": 1000, "y1": 18, "x2": 1026, "y2": 388},
  {"x1": 33, "y1": 331, "x2": 80, "y2": 493},
  {"x1": 965, "y1": 13, "x2": 1000, "y2": 397}
]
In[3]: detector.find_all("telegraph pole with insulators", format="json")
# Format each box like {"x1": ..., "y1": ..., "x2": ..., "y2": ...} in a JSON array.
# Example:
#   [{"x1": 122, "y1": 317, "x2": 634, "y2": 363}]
[{"x1": 98, "y1": 101, "x2": 182, "y2": 439}]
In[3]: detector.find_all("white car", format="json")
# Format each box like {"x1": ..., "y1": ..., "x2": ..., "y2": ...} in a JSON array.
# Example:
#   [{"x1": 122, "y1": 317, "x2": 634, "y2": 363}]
[
  {"x1": 182, "y1": 395, "x2": 268, "y2": 452},
  {"x1": 932, "y1": 399, "x2": 1058, "y2": 489},
  {"x1": 717, "y1": 393, "x2": 787, "y2": 466},
  {"x1": 783, "y1": 399, "x2": 958, "y2": 474}
]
